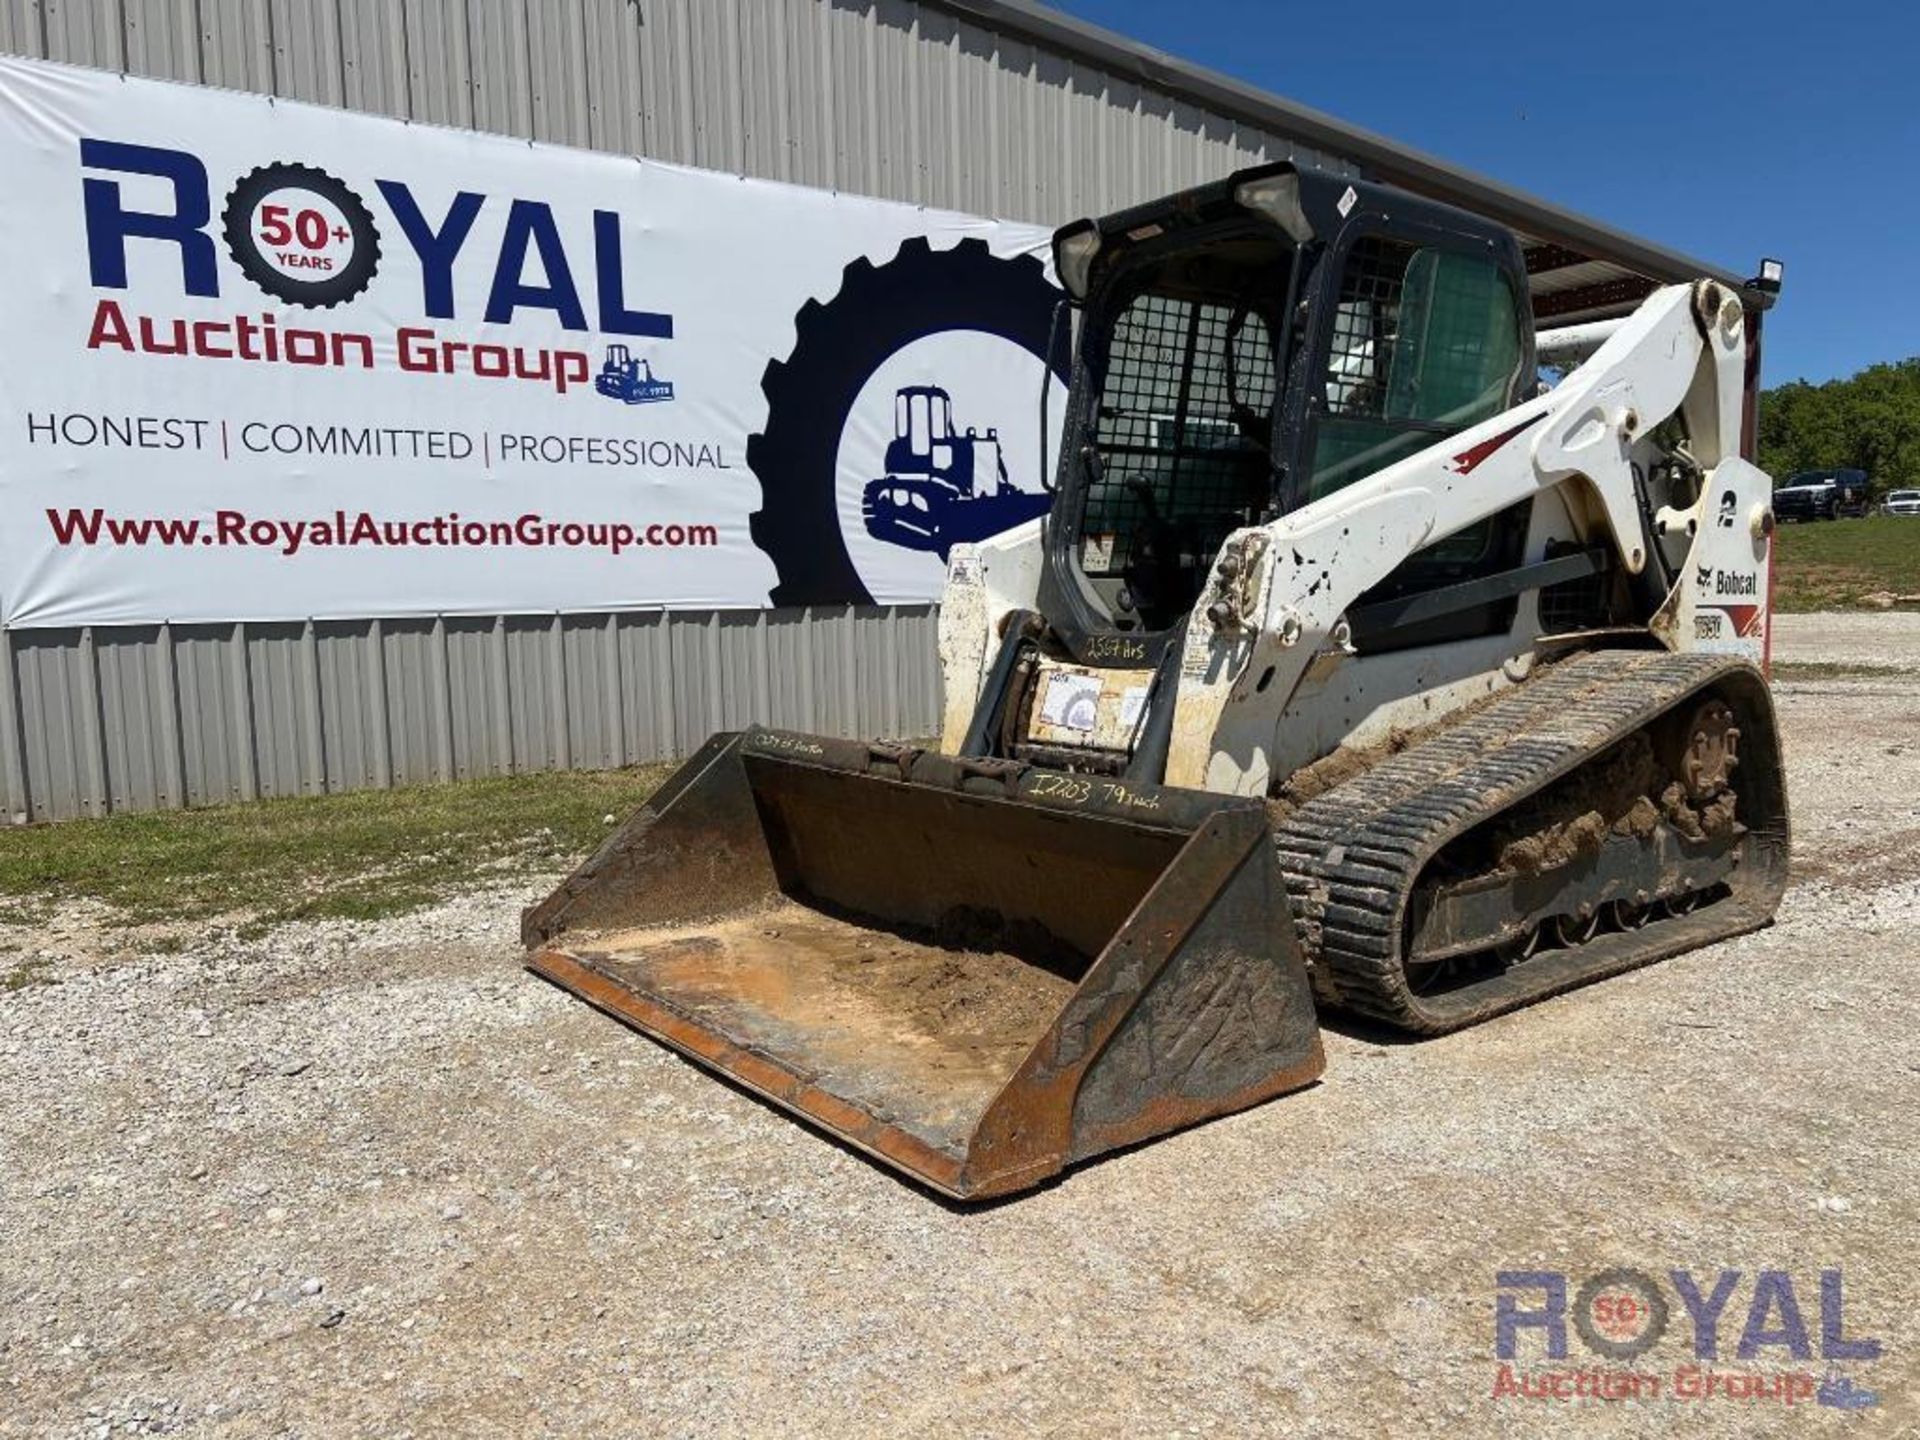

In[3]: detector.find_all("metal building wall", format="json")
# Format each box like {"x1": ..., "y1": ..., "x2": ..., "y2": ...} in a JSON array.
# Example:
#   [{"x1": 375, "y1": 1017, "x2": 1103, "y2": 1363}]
[
  {"x1": 0, "y1": 0, "x2": 1342, "y2": 822},
  {"x1": 0, "y1": 608, "x2": 939, "y2": 819}
]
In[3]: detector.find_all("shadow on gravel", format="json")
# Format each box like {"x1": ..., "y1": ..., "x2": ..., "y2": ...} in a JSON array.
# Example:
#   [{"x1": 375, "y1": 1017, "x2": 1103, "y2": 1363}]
[{"x1": 1313, "y1": 1012, "x2": 1425, "y2": 1047}]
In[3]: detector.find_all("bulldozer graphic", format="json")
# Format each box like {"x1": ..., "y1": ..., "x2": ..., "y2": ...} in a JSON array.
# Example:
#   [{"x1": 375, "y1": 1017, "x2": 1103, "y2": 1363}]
[
  {"x1": 861, "y1": 385, "x2": 1049, "y2": 560},
  {"x1": 595, "y1": 344, "x2": 675, "y2": 404}
]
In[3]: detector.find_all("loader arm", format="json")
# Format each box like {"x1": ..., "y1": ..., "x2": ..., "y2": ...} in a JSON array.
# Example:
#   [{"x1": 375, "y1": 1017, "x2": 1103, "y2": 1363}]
[{"x1": 1165, "y1": 279, "x2": 1759, "y2": 793}]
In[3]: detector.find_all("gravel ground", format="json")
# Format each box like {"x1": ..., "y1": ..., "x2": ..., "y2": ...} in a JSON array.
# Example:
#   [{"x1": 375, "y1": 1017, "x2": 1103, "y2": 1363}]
[
  {"x1": 1773, "y1": 610, "x2": 1920, "y2": 670},
  {"x1": 3, "y1": 615, "x2": 1916, "y2": 1438}
]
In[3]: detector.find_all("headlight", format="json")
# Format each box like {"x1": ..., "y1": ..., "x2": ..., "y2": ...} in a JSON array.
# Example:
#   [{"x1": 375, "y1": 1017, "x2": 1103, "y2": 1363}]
[
  {"x1": 1053, "y1": 223, "x2": 1102, "y2": 300},
  {"x1": 1234, "y1": 170, "x2": 1313, "y2": 243}
]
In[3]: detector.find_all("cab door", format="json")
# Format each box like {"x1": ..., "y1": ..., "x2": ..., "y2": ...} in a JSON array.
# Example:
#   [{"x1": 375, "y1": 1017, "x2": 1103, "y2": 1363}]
[{"x1": 1286, "y1": 216, "x2": 1535, "y2": 649}]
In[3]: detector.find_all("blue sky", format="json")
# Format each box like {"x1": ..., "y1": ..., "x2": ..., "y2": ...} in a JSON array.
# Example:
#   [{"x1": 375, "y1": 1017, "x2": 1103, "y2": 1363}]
[{"x1": 1054, "y1": 0, "x2": 1917, "y2": 386}]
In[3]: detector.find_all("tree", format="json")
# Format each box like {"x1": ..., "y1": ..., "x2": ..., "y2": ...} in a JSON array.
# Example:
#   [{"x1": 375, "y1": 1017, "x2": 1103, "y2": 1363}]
[{"x1": 1757, "y1": 357, "x2": 1920, "y2": 496}]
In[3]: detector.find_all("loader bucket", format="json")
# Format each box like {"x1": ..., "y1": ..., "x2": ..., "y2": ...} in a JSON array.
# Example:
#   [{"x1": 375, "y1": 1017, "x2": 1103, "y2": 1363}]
[{"x1": 523, "y1": 729, "x2": 1324, "y2": 1200}]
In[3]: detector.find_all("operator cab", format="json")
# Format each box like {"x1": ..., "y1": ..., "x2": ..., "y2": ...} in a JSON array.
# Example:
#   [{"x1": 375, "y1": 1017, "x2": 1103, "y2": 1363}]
[
  {"x1": 1042, "y1": 163, "x2": 1535, "y2": 644},
  {"x1": 892, "y1": 387, "x2": 955, "y2": 471}
]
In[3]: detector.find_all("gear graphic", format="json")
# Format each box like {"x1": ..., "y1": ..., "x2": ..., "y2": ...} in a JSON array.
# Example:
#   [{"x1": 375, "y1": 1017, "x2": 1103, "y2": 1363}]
[
  {"x1": 221, "y1": 162, "x2": 381, "y2": 309},
  {"x1": 1572, "y1": 1267, "x2": 1670, "y2": 1360},
  {"x1": 747, "y1": 235, "x2": 1065, "y2": 605}
]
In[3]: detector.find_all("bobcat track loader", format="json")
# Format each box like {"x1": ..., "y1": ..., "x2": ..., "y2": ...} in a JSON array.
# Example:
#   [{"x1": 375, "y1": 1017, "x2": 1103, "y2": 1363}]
[{"x1": 525, "y1": 164, "x2": 1789, "y2": 1199}]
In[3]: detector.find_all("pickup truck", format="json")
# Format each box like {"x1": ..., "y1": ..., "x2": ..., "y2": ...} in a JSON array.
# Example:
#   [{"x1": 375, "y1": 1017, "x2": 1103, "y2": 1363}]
[{"x1": 1774, "y1": 469, "x2": 1870, "y2": 522}]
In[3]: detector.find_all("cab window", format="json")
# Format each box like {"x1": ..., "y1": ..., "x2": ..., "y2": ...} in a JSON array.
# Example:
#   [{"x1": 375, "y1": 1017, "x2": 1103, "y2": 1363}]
[
  {"x1": 1306, "y1": 233, "x2": 1529, "y2": 647},
  {"x1": 1307, "y1": 237, "x2": 1523, "y2": 506}
]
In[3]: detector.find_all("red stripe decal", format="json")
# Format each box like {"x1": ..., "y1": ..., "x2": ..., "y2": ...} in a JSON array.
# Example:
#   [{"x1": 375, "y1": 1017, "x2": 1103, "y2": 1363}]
[
  {"x1": 1446, "y1": 411, "x2": 1548, "y2": 476},
  {"x1": 1762, "y1": 533, "x2": 1775, "y2": 677}
]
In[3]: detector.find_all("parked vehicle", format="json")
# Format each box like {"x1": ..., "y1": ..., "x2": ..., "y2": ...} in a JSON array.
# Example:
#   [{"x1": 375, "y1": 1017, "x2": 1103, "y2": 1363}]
[
  {"x1": 1885, "y1": 489, "x2": 1920, "y2": 517},
  {"x1": 1774, "y1": 468, "x2": 1869, "y2": 521}
]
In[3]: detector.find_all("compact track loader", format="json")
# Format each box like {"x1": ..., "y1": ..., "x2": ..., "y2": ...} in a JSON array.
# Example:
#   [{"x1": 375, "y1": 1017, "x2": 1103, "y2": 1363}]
[{"x1": 526, "y1": 164, "x2": 1789, "y2": 1199}]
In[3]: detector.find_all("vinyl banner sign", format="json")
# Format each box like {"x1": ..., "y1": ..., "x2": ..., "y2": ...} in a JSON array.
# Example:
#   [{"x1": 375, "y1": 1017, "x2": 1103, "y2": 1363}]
[{"x1": 0, "y1": 58, "x2": 1066, "y2": 627}]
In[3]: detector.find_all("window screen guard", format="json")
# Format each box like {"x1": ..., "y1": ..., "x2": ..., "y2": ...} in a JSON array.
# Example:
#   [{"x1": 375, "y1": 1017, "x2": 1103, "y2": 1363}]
[{"x1": 1080, "y1": 292, "x2": 1277, "y2": 585}]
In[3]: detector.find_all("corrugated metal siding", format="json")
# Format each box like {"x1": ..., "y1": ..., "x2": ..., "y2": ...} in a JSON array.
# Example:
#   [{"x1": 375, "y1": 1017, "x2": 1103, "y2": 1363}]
[
  {"x1": 4, "y1": 0, "x2": 1348, "y2": 217},
  {"x1": 1, "y1": 605, "x2": 940, "y2": 820},
  {"x1": 0, "y1": 0, "x2": 1339, "y2": 821}
]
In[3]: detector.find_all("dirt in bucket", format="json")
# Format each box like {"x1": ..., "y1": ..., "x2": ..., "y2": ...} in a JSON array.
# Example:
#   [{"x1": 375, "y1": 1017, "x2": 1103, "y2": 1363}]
[{"x1": 579, "y1": 899, "x2": 1085, "y2": 1154}]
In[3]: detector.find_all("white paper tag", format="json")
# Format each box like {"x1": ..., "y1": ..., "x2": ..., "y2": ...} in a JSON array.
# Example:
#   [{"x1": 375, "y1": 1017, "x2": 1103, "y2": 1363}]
[
  {"x1": 1120, "y1": 685, "x2": 1150, "y2": 729},
  {"x1": 1337, "y1": 184, "x2": 1358, "y2": 218},
  {"x1": 1040, "y1": 672, "x2": 1103, "y2": 733}
]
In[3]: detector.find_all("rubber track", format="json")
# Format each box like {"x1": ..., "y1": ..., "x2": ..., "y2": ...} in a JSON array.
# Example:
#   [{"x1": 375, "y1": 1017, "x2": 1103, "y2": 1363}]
[{"x1": 1272, "y1": 649, "x2": 1782, "y2": 1034}]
